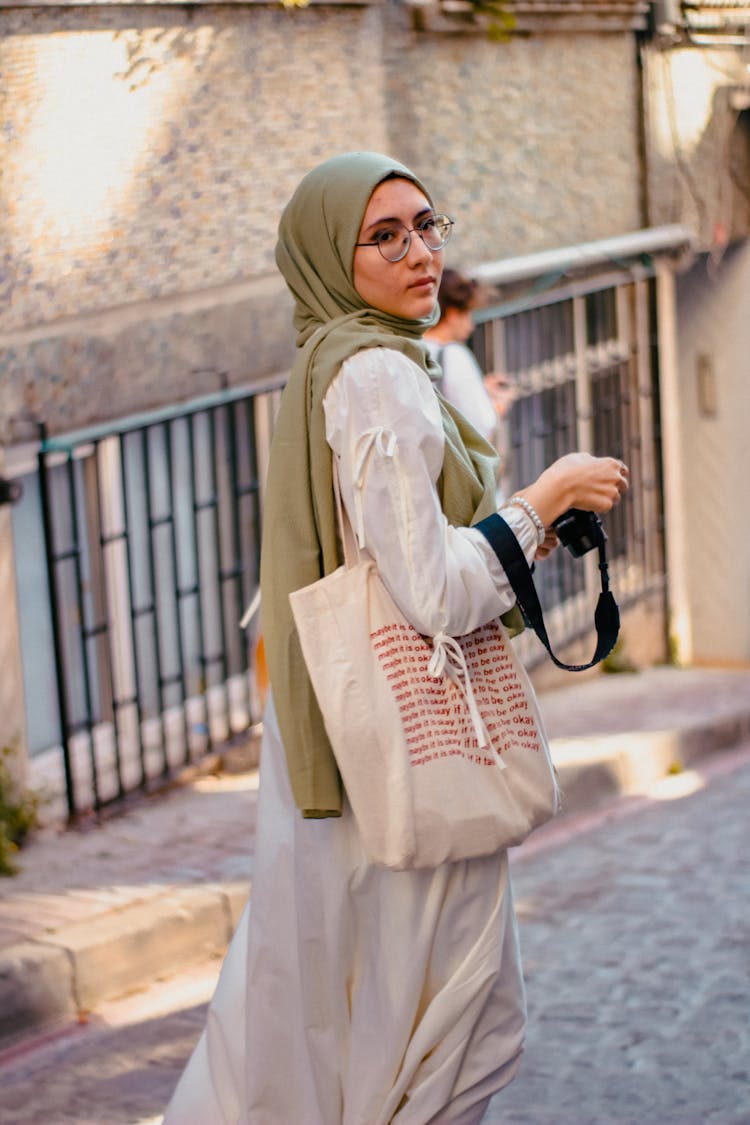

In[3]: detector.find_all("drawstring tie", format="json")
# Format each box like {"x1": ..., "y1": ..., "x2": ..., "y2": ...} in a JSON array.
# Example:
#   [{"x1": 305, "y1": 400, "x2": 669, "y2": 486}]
[{"x1": 428, "y1": 632, "x2": 505, "y2": 770}]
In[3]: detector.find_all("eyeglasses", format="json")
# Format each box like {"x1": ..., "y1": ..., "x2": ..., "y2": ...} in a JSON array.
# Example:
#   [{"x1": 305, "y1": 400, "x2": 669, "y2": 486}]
[{"x1": 355, "y1": 214, "x2": 454, "y2": 263}]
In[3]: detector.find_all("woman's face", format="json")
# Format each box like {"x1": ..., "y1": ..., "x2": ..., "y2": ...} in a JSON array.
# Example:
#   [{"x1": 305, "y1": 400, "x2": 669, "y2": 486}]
[{"x1": 352, "y1": 178, "x2": 443, "y2": 320}]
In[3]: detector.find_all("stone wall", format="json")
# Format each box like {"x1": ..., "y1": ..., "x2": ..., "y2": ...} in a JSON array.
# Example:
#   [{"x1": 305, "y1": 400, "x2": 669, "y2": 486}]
[
  {"x1": 385, "y1": 21, "x2": 642, "y2": 266},
  {"x1": 0, "y1": 3, "x2": 391, "y2": 439},
  {"x1": 1, "y1": 2, "x2": 643, "y2": 441}
]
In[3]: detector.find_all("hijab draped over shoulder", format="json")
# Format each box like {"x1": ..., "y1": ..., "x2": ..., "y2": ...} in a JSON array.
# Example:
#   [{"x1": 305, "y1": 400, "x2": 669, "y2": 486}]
[{"x1": 260, "y1": 151, "x2": 506, "y2": 818}]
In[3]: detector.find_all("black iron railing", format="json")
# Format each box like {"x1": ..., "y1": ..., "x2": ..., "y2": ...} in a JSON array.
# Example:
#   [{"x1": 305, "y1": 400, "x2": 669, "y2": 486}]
[
  {"x1": 37, "y1": 378, "x2": 283, "y2": 817},
  {"x1": 473, "y1": 273, "x2": 666, "y2": 668}
]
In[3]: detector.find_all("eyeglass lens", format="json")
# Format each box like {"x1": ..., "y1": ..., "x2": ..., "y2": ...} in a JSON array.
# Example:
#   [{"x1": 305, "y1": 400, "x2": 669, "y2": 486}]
[{"x1": 378, "y1": 216, "x2": 453, "y2": 261}]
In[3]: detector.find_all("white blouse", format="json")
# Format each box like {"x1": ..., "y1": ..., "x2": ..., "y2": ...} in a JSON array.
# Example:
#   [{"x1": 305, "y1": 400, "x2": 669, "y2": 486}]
[{"x1": 324, "y1": 346, "x2": 539, "y2": 639}]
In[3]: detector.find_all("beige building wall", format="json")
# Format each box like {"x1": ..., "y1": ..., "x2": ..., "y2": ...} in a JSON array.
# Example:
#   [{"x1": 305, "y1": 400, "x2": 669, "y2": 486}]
[
  {"x1": 1, "y1": 5, "x2": 643, "y2": 441},
  {"x1": 386, "y1": 25, "x2": 642, "y2": 265},
  {"x1": 670, "y1": 242, "x2": 750, "y2": 666},
  {"x1": 641, "y1": 41, "x2": 750, "y2": 667},
  {"x1": 0, "y1": 4, "x2": 391, "y2": 439}
]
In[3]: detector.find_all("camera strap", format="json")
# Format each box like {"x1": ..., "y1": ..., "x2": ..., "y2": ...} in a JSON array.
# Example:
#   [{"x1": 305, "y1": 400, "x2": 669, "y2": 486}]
[{"x1": 475, "y1": 513, "x2": 620, "y2": 672}]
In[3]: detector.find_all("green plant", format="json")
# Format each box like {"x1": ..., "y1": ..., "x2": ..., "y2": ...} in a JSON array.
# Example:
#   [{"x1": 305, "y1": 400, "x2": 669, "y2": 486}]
[
  {"x1": 666, "y1": 631, "x2": 682, "y2": 667},
  {"x1": 466, "y1": 0, "x2": 516, "y2": 40},
  {"x1": 601, "y1": 638, "x2": 639, "y2": 675},
  {"x1": 0, "y1": 746, "x2": 40, "y2": 877}
]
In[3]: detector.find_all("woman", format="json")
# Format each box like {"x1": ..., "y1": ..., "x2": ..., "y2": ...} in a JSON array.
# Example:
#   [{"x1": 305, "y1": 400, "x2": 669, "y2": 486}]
[{"x1": 164, "y1": 151, "x2": 628, "y2": 1124}]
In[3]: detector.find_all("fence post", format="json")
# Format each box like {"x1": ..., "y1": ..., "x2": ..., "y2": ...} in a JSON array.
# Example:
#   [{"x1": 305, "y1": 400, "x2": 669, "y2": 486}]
[
  {"x1": 655, "y1": 263, "x2": 691, "y2": 664},
  {"x1": 572, "y1": 296, "x2": 600, "y2": 605},
  {"x1": 37, "y1": 435, "x2": 77, "y2": 817}
]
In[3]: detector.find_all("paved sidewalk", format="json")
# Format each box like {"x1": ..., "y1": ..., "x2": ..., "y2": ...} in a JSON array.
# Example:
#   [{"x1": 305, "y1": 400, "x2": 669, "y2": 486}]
[{"x1": 1, "y1": 664, "x2": 749, "y2": 1048}]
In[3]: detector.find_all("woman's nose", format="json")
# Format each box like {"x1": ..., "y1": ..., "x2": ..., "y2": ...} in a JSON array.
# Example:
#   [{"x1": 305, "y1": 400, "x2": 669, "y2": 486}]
[{"x1": 407, "y1": 230, "x2": 434, "y2": 265}]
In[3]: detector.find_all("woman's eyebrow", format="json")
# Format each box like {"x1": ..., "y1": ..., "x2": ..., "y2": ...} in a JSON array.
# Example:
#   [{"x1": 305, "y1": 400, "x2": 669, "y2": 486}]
[{"x1": 363, "y1": 206, "x2": 435, "y2": 233}]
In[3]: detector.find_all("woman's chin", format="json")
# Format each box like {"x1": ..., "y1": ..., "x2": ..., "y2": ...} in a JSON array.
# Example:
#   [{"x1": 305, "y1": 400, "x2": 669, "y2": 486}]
[{"x1": 407, "y1": 296, "x2": 438, "y2": 321}]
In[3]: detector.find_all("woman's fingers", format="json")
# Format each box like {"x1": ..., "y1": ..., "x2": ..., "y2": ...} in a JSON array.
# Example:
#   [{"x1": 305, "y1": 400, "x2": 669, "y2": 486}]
[
  {"x1": 576, "y1": 457, "x2": 630, "y2": 513},
  {"x1": 534, "y1": 529, "x2": 559, "y2": 560},
  {"x1": 611, "y1": 459, "x2": 630, "y2": 505}
]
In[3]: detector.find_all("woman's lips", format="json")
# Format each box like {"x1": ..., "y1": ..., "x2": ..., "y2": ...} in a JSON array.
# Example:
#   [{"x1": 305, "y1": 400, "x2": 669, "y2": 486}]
[{"x1": 410, "y1": 276, "x2": 436, "y2": 291}]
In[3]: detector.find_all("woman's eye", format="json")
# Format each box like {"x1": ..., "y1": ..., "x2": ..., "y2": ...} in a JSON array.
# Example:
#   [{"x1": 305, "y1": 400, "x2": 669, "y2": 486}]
[
  {"x1": 419, "y1": 217, "x2": 437, "y2": 233},
  {"x1": 374, "y1": 228, "x2": 400, "y2": 244}
]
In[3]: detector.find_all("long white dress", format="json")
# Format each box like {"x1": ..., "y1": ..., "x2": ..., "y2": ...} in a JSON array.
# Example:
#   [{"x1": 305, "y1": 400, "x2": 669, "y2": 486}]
[{"x1": 163, "y1": 348, "x2": 540, "y2": 1125}]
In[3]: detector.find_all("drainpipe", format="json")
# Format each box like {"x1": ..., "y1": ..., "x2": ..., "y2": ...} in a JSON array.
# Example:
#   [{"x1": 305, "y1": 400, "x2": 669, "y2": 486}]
[{"x1": 635, "y1": 20, "x2": 652, "y2": 229}]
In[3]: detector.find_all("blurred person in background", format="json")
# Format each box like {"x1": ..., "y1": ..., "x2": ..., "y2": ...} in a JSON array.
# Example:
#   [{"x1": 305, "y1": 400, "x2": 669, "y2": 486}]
[{"x1": 425, "y1": 268, "x2": 516, "y2": 445}]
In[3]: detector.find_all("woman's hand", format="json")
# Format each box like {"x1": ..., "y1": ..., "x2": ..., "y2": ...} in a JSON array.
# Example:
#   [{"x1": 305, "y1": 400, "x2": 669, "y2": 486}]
[
  {"x1": 542, "y1": 452, "x2": 629, "y2": 513},
  {"x1": 514, "y1": 452, "x2": 629, "y2": 530},
  {"x1": 483, "y1": 373, "x2": 516, "y2": 417},
  {"x1": 535, "y1": 528, "x2": 559, "y2": 561}
]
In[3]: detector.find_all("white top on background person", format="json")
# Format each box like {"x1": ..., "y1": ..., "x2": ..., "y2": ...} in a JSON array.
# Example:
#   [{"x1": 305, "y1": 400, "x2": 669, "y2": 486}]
[
  {"x1": 426, "y1": 336, "x2": 499, "y2": 443},
  {"x1": 425, "y1": 267, "x2": 514, "y2": 446}
]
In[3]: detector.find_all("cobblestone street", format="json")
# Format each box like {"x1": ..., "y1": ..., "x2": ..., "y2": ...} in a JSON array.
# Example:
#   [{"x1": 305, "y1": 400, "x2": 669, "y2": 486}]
[
  {"x1": 1, "y1": 745, "x2": 748, "y2": 1125},
  {"x1": 491, "y1": 745, "x2": 750, "y2": 1124}
]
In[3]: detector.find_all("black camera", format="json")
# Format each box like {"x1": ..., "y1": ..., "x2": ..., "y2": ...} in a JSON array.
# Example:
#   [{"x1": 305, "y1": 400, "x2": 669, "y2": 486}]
[{"x1": 552, "y1": 508, "x2": 606, "y2": 558}]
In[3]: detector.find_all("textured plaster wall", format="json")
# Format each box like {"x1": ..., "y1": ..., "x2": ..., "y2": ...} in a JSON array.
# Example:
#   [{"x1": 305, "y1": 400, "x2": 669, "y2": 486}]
[
  {"x1": 0, "y1": 4, "x2": 390, "y2": 439},
  {"x1": 2, "y1": 5, "x2": 390, "y2": 326},
  {"x1": 674, "y1": 244, "x2": 750, "y2": 664},
  {"x1": 385, "y1": 24, "x2": 642, "y2": 267},
  {"x1": 1, "y1": 5, "x2": 642, "y2": 440}
]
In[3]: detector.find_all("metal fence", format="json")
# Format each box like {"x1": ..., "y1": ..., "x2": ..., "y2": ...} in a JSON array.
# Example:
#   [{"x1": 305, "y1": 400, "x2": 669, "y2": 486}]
[
  {"x1": 37, "y1": 379, "x2": 283, "y2": 817},
  {"x1": 33, "y1": 272, "x2": 665, "y2": 818},
  {"x1": 473, "y1": 272, "x2": 666, "y2": 668}
]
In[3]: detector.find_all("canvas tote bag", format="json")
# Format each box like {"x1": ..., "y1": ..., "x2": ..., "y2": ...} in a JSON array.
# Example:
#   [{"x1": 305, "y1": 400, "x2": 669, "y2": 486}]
[{"x1": 289, "y1": 464, "x2": 560, "y2": 869}]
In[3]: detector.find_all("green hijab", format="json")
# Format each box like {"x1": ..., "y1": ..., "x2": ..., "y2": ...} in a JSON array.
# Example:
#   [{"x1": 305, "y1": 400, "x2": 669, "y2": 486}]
[{"x1": 260, "y1": 151, "x2": 510, "y2": 818}]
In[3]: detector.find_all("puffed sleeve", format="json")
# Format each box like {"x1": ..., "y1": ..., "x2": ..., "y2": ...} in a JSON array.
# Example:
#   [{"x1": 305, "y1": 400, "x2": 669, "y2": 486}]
[{"x1": 323, "y1": 347, "x2": 540, "y2": 638}]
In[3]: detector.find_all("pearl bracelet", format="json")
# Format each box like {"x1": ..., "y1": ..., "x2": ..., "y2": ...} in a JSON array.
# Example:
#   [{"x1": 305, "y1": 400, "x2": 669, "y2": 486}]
[{"x1": 507, "y1": 495, "x2": 546, "y2": 546}]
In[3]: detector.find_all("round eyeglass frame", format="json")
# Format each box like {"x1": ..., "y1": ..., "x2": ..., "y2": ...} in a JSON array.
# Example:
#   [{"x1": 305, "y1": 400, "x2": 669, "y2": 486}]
[{"x1": 355, "y1": 214, "x2": 455, "y2": 263}]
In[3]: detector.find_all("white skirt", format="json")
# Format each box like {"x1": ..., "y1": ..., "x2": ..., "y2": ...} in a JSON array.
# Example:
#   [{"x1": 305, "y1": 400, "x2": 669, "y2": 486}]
[{"x1": 163, "y1": 698, "x2": 526, "y2": 1125}]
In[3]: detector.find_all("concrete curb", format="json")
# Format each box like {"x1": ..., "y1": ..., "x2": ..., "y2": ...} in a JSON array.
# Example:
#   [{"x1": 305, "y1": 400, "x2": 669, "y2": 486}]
[
  {"x1": 553, "y1": 707, "x2": 750, "y2": 813},
  {"x1": 0, "y1": 882, "x2": 249, "y2": 1047}
]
